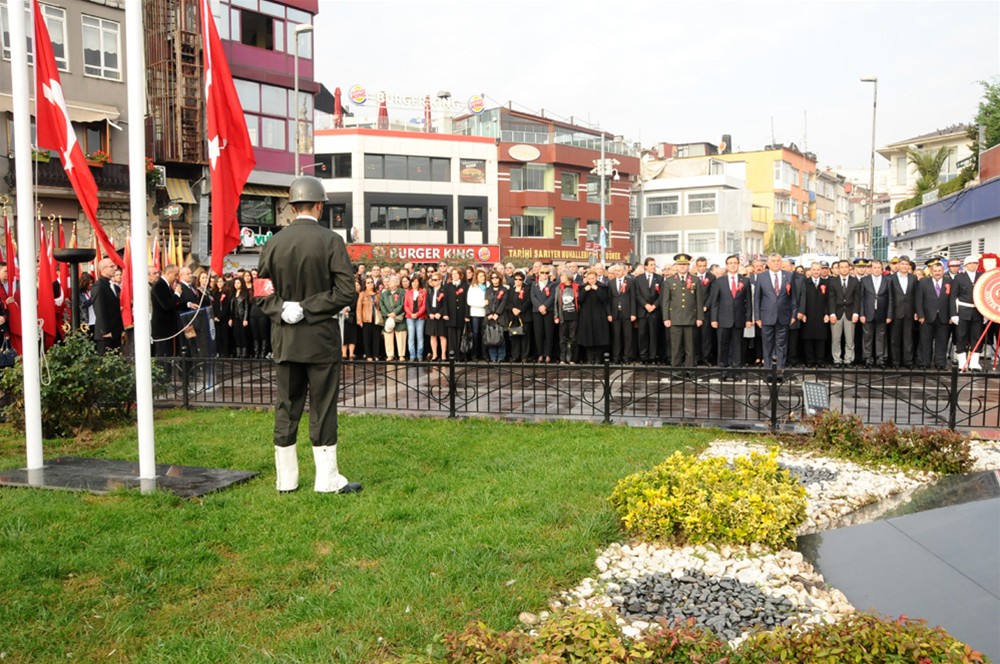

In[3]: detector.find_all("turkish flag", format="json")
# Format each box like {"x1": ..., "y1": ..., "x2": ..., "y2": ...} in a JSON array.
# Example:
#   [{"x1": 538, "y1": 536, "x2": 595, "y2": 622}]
[
  {"x1": 38, "y1": 225, "x2": 58, "y2": 348},
  {"x1": 3, "y1": 211, "x2": 21, "y2": 353},
  {"x1": 32, "y1": 0, "x2": 121, "y2": 269},
  {"x1": 120, "y1": 238, "x2": 133, "y2": 329},
  {"x1": 201, "y1": 0, "x2": 255, "y2": 275}
]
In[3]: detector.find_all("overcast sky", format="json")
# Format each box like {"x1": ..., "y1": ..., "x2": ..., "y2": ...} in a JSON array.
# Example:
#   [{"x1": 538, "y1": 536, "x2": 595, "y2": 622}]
[{"x1": 314, "y1": 1, "x2": 999, "y2": 171}]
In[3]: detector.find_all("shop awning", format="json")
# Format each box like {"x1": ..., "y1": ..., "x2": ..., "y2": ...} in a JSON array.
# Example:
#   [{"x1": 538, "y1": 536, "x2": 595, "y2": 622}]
[
  {"x1": 243, "y1": 185, "x2": 289, "y2": 198},
  {"x1": 164, "y1": 177, "x2": 197, "y2": 204},
  {"x1": 0, "y1": 93, "x2": 121, "y2": 122}
]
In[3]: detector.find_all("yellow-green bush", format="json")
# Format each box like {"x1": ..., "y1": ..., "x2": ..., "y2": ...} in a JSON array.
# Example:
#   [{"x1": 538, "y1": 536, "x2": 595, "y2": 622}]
[{"x1": 608, "y1": 449, "x2": 807, "y2": 549}]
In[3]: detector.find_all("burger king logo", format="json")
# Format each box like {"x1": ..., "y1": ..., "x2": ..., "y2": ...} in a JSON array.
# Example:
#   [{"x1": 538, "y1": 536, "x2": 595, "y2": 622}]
[
  {"x1": 349, "y1": 85, "x2": 367, "y2": 105},
  {"x1": 477, "y1": 246, "x2": 491, "y2": 262},
  {"x1": 467, "y1": 94, "x2": 485, "y2": 114}
]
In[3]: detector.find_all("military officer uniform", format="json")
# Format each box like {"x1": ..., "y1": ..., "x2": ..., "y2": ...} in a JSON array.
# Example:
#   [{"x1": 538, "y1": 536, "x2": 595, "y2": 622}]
[
  {"x1": 661, "y1": 254, "x2": 704, "y2": 369},
  {"x1": 257, "y1": 176, "x2": 361, "y2": 494},
  {"x1": 952, "y1": 255, "x2": 985, "y2": 371}
]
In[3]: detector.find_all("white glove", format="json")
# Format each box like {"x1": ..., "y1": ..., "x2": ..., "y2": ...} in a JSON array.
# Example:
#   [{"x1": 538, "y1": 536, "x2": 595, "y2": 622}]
[
  {"x1": 281, "y1": 301, "x2": 304, "y2": 324},
  {"x1": 950, "y1": 315, "x2": 959, "y2": 325}
]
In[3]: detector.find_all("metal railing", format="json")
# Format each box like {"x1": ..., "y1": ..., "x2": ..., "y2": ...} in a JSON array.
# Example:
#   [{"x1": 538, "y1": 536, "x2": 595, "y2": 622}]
[{"x1": 152, "y1": 356, "x2": 1000, "y2": 433}]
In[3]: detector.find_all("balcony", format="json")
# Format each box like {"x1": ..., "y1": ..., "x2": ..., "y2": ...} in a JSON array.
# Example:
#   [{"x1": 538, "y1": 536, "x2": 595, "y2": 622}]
[{"x1": 6, "y1": 157, "x2": 130, "y2": 193}]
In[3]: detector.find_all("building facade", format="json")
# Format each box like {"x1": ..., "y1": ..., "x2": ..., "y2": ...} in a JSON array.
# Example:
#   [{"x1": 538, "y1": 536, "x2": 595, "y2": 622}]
[
  {"x1": 877, "y1": 124, "x2": 973, "y2": 210},
  {"x1": 1, "y1": 0, "x2": 133, "y2": 246},
  {"x1": 637, "y1": 156, "x2": 757, "y2": 264},
  {"x1": 306, "y1": 127, "x2": 499, "y2": 267},
  {"x1": 713, "y1": 144, "x2": 818, "y2": 255},
  {"x1": 453, "y1": 107, "x2": 639, "y2": 265}
]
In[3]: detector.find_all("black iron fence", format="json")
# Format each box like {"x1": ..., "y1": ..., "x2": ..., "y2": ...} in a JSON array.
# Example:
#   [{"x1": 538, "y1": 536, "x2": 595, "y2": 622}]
[{"x1": 153, "y1": 356, "x2": 1000, "y2": 433}]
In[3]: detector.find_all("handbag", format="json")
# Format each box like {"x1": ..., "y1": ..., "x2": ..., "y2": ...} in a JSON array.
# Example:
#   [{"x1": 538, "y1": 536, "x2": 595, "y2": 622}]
[
  {"x1": 0, "y1": 337, "x2": 16, "y2": 368},
  {"x1": 507, "y1": 318, "x2": 525, "y2": 336},
  {"x1": 460, "y1": 322, "x2": 474, "y2": 355},
  {"x1": 483, "y1": 322, "x2": 504, "y2": 348}
]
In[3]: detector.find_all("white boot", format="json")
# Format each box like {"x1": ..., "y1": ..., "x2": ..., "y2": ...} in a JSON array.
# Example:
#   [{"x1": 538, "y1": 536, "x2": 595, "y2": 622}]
[
  {"x1": 313, "y1": 445, "x2": 362, "y2": 493},
  {"x1": 274, "y1": 445, "x2": 299, "y2": 492},
  {"x1": 957, "y1": 352, "x2": 967, "y2": 372},
  {"x1": 969, "y1": 352, "x2": 983, "y2": 371}
]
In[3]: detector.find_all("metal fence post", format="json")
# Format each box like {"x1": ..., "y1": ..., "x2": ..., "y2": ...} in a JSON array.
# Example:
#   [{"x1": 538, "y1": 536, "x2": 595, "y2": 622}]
[
  {"x1": 769, "y1": 373, "x2": 779, "y2": 432},
  {"x1": 603, "y1": 353, "x2": 611, "y2": 424},
  {"x1": 181, "y1": 356, "x2": 191, "y2": 409},
  {"x1": 948, "y1": 364, "x2": 959, "y2": 430},
  {"x1": 447, "y1": 350, "x2": 457, "y2": 418}
]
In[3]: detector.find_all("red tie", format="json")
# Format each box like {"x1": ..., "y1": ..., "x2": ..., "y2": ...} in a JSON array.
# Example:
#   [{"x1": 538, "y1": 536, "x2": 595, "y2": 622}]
[
  {"x1": 773, "y1": 273, "x2": 780, "y2": 294},
  {"x1": 731, "y1": 276, "x2": 737, "y2": 298}
]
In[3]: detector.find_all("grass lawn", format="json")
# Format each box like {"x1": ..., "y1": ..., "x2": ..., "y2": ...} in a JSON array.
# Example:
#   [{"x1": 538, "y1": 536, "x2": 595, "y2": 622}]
[{"x1": 0, "y1": 411, "x2": 718, "y2": 663}]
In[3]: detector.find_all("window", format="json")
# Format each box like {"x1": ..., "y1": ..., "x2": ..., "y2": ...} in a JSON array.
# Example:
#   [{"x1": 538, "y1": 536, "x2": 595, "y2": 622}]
[
  {"x1": 239, "y1": 196, "x2": 276, "y2": 226},
  {"x1": 587, "y1": 219, "x2": 600, "y2": 242},
  {"x1": 561, "y1": 217, "x2": 578, "y2": 246},
  {"x1": 463, "y1": 208, "x2": 482, "y2": 233},
  {"x1": 646, "y1": 233, "x2": 679, "y2": 255},
  {"x1": 370, "y1": 205, "x2": 447, "y2": 231},
  {"x1": 511, "y1": 214, "x2": 545, "y2": 238},
  {"x1": 561, "y1": 171, "x2": 578, "y2": 200},
  {"x1": 260, "y1": 117, "x2": 285, "y2": 150},
  {"x1": 363, "y1": 154, "x2": 449, "y2": 182},
  {"x1": 586, "y1": 175, "x2": 609, "y2": 203},
  {"x1": 510, "y1": 164, "x2": 547, "y2": 191},
  {"x1": 938, "y1": 148, "x2": 957, "y2": 184},
  {"x1": 315, "y1": 153, "x2": 351, "y2": 179},
  {"x1": 260, "y1": 84, "x2": 286, "y2": 116},
  {"x1": 82, "y1": 15, "x2": 120, "y2": 80},
  {"x1": 324, "y1": 203, "x2": 348, "y2": 229},
  {"x1": 244, "y1": 114, "x2": 259, "y2": 146},
  {"x1": 773, "y1": 160, "x2": 796, "y2": 186},
  {"x1": 1, "y1": 3, "x2": 68, "y2": 68},
  {"x1": 235, "y1": 79, "x2": 260, "y2": 112},
  {"x1": 647, "y1": 195, "x2": 679, "y2": 216},
  {"x1": 84, "y1": 123, "x2": 107, "y2": 156},
  {"x1": 687, "y1": 192, "x2": 717, "y2": 214},
  {"x1": 896, "y1": 157, "x2": 907, "y2": 186},
  {"x1": 687, "y1": 231, "x2": 716, "y2": 253},
  {"x1": 239, "y1": 9, "x2": 275, "y2": 49}
]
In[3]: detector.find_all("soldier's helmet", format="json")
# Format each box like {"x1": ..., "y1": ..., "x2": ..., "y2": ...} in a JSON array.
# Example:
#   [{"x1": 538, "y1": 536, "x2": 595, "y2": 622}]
[{"x1": 288, "y1": 176, "x2": 328, "y2": 204}]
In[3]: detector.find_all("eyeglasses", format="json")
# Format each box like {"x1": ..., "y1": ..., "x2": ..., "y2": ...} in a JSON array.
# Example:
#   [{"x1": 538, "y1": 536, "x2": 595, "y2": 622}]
[{"x1": 514, "y1": 276, "x2": 524, "y2": 280}]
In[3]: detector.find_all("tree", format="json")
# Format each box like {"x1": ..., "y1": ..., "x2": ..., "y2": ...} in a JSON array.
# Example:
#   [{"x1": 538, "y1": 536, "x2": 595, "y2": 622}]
[
  {"x1": 906, "y1": 147, "x2": 951, "y2": 195},
  {"x1": 765, "y1": 222, "x2": 798, "y2": 256},
  {"x1": 966, "y1": 78, "x2": 1000, "y2": 172}
]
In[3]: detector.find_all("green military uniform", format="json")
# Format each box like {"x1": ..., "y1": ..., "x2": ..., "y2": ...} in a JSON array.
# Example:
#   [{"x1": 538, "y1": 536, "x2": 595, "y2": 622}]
[
  {"x1": 662, "y1": 269, "x2": 704, "y2": 368},
  {"x1": 258, "y1": 216, "x2": 356, "y2": 449}
]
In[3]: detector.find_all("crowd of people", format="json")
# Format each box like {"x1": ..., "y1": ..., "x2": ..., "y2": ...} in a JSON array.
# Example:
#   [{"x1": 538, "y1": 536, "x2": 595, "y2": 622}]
[{"x1": 3, "y1": 250, "x2": 996, "y2": 379}]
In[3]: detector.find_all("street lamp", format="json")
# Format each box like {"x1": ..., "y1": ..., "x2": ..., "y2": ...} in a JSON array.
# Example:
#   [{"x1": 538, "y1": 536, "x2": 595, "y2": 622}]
[
  {"x1": 861, "y1": 75, "x2": 878, "y2": 258},
  {"x1": 293, "y1": 23, "x2": 314, "y2": 176},
  {"x1": 596, "y1": 132, "x2": 622, "y2": 266}
]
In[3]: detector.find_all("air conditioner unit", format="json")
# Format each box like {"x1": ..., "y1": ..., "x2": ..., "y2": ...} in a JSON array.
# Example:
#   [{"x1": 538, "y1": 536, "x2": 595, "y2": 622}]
[{"x1": 153, "y1": 165, "x2": 167, "y2": 188}]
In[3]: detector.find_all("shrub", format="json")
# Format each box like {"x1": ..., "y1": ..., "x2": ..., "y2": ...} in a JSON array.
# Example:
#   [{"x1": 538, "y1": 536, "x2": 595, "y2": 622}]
[
  {"x1": 0, "y1": 332, "x2": 158, "y2": 438},
  {"x1": 895, "y1": 194, "x2": 923, "y2": 213},
  {"x1": 808, "y1": 411, "x2": 973, "y2": 474},
  {"x1": 736, "y1": 613, "x2": 989, "y2": 663},
  {"x1": 608, "y1": 449, "x2": 807, "y2": 549},
  {"x1": 436, "y1": 619, "x2": 532, "y2": 663}
]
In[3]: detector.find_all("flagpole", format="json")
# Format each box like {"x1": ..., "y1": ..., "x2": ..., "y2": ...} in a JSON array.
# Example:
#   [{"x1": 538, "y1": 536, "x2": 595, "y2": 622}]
[
  {"x1": 125, "y1": 0, "x2": 156, "y2": 481},
  {"x1": 9, "y1": 0, "x2": 44, "y2": 469}
]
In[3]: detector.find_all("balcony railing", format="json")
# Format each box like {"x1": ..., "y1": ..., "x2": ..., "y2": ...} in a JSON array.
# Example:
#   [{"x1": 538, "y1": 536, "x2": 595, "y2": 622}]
[{"x1": 7, "y1": 157, "x2": 130, "y2": 192}]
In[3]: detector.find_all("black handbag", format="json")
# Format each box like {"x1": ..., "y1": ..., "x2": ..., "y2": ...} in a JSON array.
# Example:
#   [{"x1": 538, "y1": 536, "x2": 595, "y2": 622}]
[
  {"x1": 0, "y1": 337, "x2": 16, "y2": 368},
  {"x1": 507, "y1": 318, "x2": 525, "y2": 336},
  {"x1": 460, "y1": 323, "x2": 474, "y2": 355},
  {"x1": 483, "y1": 322, "x2": 504, "y2": 348}
]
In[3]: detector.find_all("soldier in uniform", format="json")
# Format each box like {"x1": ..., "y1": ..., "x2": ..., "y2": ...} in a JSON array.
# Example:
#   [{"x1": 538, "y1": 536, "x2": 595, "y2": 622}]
[
  {"x1": 951, "y1": 255, "x2": 985, "y2": 371},
  {"x1": 257, "y1": 176, "x2": 362, "y2": 494},
  {"x1": 662, "y1": 253, "x2": 704, "y2": 372}
]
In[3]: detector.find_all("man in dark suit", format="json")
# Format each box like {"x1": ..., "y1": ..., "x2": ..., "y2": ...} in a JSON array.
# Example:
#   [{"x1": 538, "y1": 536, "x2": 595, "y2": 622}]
[
  {"x1": 709, "y1": 255, "x2": 752, "y2": 379},
  {"x1": 799, "y1": 261, "x2": 829, "y2": 367},
  {"x1": 859, "y1": 258, "x2": 893, "y2": 367},
  {"x1": 693, "y1": 256, "x2": 716, "y2": 365},
  {"x1": 150, "y1": 265, "x2": 181, "y2": 357},
  {"x1": 257, "y1": 176, "x2": 361, "y2": 494},
  {"x1": 827, "y1": 260, "x2": 861, "y2": 366},
  {"x1": 754, "y1": 253, "x2": 798, "y2": 373},
  {"x1": 888, "y1": 256, "x2": 918, "y2": 367},
  {"x1": 608, "y1": 263, "x2": 635, "y2": 363},
  {"x1": 783, "y1": 258, "x2": 805, "y2": 366},
  {"x1": 951, "y1": 255, "x2": 984, "y2": 371},
  {"x1": 91, "y1": 258, "x2": 123, "y2": 355},
  {"x1": 633, "y1": 257, "x2": 662, "y2": 364},
  {"x1": 915, "y1": 260, "x2": 953, "y2": 369}
]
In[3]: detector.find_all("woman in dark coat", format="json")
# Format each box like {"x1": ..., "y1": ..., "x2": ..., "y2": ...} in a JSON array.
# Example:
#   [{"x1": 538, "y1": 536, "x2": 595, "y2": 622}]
[
  {"x1": 443, "y1": 267, "x2": 469, "y2": 360},
  {"x1": 577, "y1": 269, "x2": 611, "y2": 363},
  {"x1": 506, "y1": 271, "x2": 532, "y2": 362},
  {"x1": 211, "y1": 274, "x2": 232, "y2": 357},
  {"x1": 483, "y1": 271, "x2": 508, "y2": 363},
  {"x1": 553, "y1": 270, "x2": 580, "y2": 364},
  {"x1": 800, "y1": 262, "x2": 830, "y2": 367},
  {"x1": 230, "y1": 278, "x2": 251, "y2": 357},
  {"x1": 530, "y1": 265, "x2": 556, "y2": 363},
  {"x1": 425, "y1": 272, "x2": 447, "y2": 360}
]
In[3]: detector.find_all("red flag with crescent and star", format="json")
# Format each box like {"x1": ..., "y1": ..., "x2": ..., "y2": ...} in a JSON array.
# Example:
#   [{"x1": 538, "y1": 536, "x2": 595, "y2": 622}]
[
  {"x1": 201, "y1": 0, "x2": 255, "y2": 276},
  {"x1": 32, "y1": 0, "x2": 121, "y2": 269}
]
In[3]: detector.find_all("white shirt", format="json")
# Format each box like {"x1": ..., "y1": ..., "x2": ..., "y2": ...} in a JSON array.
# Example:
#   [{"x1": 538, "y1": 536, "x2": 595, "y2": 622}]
[{"x1": 897, "y1": 272, "x2": 908, "y2": 294}]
